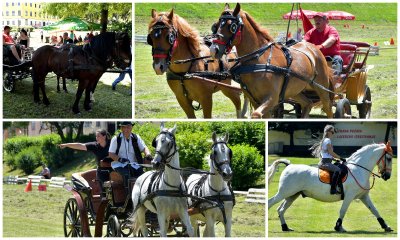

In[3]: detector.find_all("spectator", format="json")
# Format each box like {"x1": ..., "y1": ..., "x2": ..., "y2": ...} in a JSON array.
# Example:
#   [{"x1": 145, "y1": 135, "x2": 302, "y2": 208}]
[
  {"x1": 295, "y1": 27, "x2": 302, "y2": 41},
  {"x1": 112, "y1": 66, "x2": 132, "y2": 94},
  {"x1": 17, "y1": 29, "x2": 30, "y2": 48},
  {"x1": 63, "y1": 32, "x2": 73, "y2": 44},
  {"x1": 40, "y1": 30, "x2": 44, "y2": 43},
  {"x1": 39, "y1": 164, "x2": 51, "y2": 179}
]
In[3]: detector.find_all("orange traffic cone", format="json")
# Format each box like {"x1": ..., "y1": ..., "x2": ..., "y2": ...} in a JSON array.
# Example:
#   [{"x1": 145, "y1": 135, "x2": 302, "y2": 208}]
[
  {"x1": 287, "y1": 32, "x2": 292, "y2": 38},
  {"x1": 343, "y1": 24, "x2": 347, "y2": 28},
  {"x1": 24, "y1": 180, "x2": 32, "y2": 192},
  {"x1": 390, "y1": 38, "x2": 395, "y2": 45},
  {"x1": 374, "y1": 42, "x2": 378, "y2": 46},
  {"x1": 362, "y1": 24, "x2": 365, "y2": 29}
]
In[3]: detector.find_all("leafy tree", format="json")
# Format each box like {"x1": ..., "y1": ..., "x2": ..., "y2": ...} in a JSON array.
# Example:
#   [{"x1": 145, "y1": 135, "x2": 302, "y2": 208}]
[{"x1": 42, "y1": 122, "x2": 84, "y2": 143}]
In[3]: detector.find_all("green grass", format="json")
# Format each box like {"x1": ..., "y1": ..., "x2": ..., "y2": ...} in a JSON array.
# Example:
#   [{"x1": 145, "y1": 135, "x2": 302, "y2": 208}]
[
  {"x1": 135, "y1": 3, "x2": 397, "y2": 118},
  {"x1": 3, "y1": 72, "x2": 132, "y2": 118},
  {"x1": 3, "y1": 185, "x2": 264, "y2": 237},
  {"x1": 268, "y1": 156, "x2": 397, "y2": 237}
]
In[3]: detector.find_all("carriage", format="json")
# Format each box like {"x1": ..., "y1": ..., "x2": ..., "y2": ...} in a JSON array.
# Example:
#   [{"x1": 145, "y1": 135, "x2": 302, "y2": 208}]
[
  {"x1": 63, "y1": 168, "x2": 191, "y2": 237},
  {"x1": 3, "y1": 46, "x2": 34, "y2": 92},
  {"x1": 281, "y1": 41, "x2": 372, "y2": 118}
]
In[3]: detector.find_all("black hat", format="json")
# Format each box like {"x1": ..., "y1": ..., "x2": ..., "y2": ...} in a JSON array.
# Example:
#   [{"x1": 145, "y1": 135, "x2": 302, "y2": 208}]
[{"x1": 118, "y1": 121, "x2": 134, "y2": 127}]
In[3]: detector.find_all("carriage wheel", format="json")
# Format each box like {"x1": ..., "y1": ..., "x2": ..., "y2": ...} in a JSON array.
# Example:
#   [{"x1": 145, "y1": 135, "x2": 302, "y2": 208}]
[
  {"x1": 120, "y1": 220, "x2": 134, "y2": 237},
  {"x1": 106, "y1": 215, "x2": 121, "y2": 237},
  {"x1": 334, "y1": 98, "x2": 352, "y2": 118},
  {"x1": 357, "y1": 85, "x2": 372, "y2": 119},
  {"x1": 273, "y1": 103, "x2": 284, "y2": 118},
  {"x1": 169, "y1": 219, "x2": 187, "y2": 237},
  {"x1": 64, "y1": 198, "x2": 83, "y2": 237},
  {"x1": 3, "y1": 71, "x2": 15, "y2": 92}
]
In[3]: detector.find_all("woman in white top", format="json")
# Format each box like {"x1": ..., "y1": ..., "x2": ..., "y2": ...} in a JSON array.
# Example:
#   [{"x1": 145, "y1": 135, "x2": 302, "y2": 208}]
[{"x1": 310, "y1": 125, "x2": 343, "y2": 194}]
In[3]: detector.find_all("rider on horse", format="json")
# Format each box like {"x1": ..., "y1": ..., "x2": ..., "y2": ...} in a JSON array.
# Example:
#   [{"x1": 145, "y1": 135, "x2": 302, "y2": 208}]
[{"x1": 310, "y1": 125, "x2": 345, "y2": 194}]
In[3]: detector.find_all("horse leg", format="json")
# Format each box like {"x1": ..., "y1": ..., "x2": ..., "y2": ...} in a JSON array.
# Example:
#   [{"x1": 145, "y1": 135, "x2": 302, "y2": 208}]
[
  {"x1": 334, "y1": 193, "x2": 357, "y2": 232},
  {"x1": 224, "y1": 205, "x2": 233, "y2": 237},
  {"x1": 177, "y1": 209, "x2": 194, "y2": 237},
  {"x1": 72, "y1": 83, "x2": 86, "y2": 114},
  {"x1": 84, "y1": 88, "x2": 92, "y2": 111},
  {"x1": 190, "y1": 218, "x2": 199, "y2": 237},
  {"x1": 360, "y1": 194, "x2": 393, "y2": 232},
  {"x1": 40, "y1": 81, "x2": 50, "y2": 106},
  {"x1": 200, "y1": 95, "x2": 213, "y2": 118},
  {"x1": 32, "y1": 70, "x2": 41, "y2": 103},
  {"x1": 240, "y1": 97, "x2": 250, "y2": 118},
  {"x1": 277, "y1": 193, "x2": 300, "y2": 231},
  {"x1": 57, "y1": 76, "x2": 61, "y2": 92},
  {"x1": 136, "y1": 207, "x2": 148, "y2": 236},
  {"x1": 291, "y1": 94, "x2": 313, "y2": 118},
  {"x1": 252, "y1": 96, "x2": 277, "y2": 118},
  {"x1": 175, "y1": 95, "x2": 196, "y2": 118},
  {"x1": 63, "y1": 77, "x2": 68, "y2": 93},
  {"x1": 203, "y1": 214, "x2": 215, "y2": 237},
  {"x1": 156, "y1": 212, "x2": 168, "y2": 237},
  {"x1": 220, "y1": 88, "x2": 242, "y2": 118}
]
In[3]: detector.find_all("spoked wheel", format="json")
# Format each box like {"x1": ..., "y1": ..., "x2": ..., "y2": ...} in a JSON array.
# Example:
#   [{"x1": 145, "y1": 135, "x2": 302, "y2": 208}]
[
  {"x1": 106, "y1": 215, "x2": 121, "y2": 237},
  {"x1": 357, "y1": 85, "x2": 372, "y2": 119},
  {"x1": 169, "y1": 219, "x2": 187, "y2": 237},
  {"x1": 64, "y1": 198, "x2": 83, "y2": 237},
  {"x1": 334, "y1": 98, "x2": 352, "y2": 118},
  {"x1": 3, "y1": 70, "x2": 15, "y2": 92},
  {"x1": 120, "y1": 220, "x2": 134, "y2": 237}
]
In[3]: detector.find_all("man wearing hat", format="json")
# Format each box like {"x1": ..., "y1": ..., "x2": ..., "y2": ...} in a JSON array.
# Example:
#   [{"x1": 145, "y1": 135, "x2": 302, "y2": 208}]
[
  {"x1": 109, "y1": 122, "x2": 152, "y2": 188},
  {"x1": 303, "y1": 12, "x2": 343, "y2": 78}
]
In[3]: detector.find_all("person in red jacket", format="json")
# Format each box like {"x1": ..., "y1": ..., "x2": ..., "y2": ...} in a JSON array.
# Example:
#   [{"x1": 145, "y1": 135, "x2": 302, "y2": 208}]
[
  {"x1": 3, "y1": 26, "x2": 23, "y2": 63},
  {"x1": 303, "y1": 12, "x2": 343, "y2": 77}
]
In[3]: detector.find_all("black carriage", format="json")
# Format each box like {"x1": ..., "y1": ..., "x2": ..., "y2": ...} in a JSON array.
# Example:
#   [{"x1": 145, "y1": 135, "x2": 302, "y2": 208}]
[{"x1": 3, "y1": 46, "x2": 34, "y2": 92}]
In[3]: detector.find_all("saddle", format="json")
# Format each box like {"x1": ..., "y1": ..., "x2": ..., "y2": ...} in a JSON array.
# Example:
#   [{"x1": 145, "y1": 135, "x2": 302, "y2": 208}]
[{"x1": 318, "y1": 163, "x2": 348, "y2": 199}]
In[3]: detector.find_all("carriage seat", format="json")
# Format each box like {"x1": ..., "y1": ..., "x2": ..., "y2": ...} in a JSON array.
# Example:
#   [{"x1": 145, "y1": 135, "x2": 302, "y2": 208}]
[
  {"x1": 71, "y1": 169, "x2": 102, "y2": 196},
  {"x1": 339, "y1": 44, "x2": 357, "y2": 74}
]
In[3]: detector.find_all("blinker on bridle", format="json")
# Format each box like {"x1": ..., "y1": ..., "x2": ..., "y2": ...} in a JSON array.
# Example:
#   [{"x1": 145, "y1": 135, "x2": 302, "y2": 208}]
[
  {"x1": 147, "y1": 20, "x2": 178, "y2": 62},
  {"x1": 212, "y1": 11, "x2": 243, "y2": 54},
  {"x1": 152, "y1": 131, "x2": 177, "y2": 164},
  {"x1": 210, "y1": 141, "x2": 232, "y2": 174}
]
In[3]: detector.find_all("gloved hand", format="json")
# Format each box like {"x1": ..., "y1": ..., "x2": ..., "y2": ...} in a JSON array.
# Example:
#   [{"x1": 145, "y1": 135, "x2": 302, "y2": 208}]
[
  {"x1": 340, "y1": 157, "x2": 347, "y2": 162},
  {"x1": 118, "y1": 158, "x2": 130, "y2": 163},
  {"x1": 144, "y1": 154, "x2": 153, "y2": 161}
]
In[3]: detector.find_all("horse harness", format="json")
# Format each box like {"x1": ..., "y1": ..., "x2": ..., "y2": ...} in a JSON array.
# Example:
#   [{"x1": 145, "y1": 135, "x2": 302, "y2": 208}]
[{"x1": 213, "y1": 11, "x2": 335, "y2": 107}]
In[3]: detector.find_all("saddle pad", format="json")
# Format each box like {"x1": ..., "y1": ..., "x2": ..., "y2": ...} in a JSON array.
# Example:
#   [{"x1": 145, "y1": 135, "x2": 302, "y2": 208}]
[{"x1": 319, "y1": 169, "x2": 348, "y2": 184}]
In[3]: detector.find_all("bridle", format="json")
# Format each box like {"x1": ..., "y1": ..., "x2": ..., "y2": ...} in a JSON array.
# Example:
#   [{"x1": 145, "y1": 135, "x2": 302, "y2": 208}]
[
  {"x1": 152, "y1": 131, "x2": 178, "y2": 167},
  {"x1": 113, "y1": 32, "x2": 131, "y2": 69},
  {"x1": 212, "y1": 11, "x2": 243, "y2": 54},
  {"x1": 346, "y1": 146, "x2": 393, "y2": 190},
  {"x1": 147, "y1": 20, "x2": 178, "y2": 65},
  {"x1": 210, "y1": 141, "x2": 232, "y2": 176}
]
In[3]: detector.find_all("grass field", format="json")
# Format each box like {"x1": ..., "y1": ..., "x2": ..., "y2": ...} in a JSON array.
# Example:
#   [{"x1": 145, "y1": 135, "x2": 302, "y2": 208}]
[
  {"x1": 135, "y1": 3, "x2": 397, "y2": 119},
  {"x1": 268, "y1": 156, "x2": 397, "y2": 237},
  {"x1": 3, "y1": 184, "x2": 265, "y2": 237},
  {"x1": 3, "y1": 72, "x2": 132, "y2": 118}
]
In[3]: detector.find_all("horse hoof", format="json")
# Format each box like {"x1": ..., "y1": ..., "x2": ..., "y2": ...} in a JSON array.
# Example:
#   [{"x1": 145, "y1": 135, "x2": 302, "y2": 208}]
[
  {"x1": 385, "y1": 226, "x2": 393, "y2": 232},
  {"x1": 43, "y1": 100, "x2": 50, "y2": 106},
  {"x1": 281, "y1": 224, "x2": 294, "y2": 232},
  {"x1": 334, "y1": 226, "x2": 346, "y2": 232}
]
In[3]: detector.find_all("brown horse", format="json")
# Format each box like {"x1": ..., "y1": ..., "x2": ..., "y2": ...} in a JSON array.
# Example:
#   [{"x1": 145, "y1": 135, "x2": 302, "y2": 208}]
[
  {"x1": 31, "y1": 32, "x2": 131, "y2": 114},
  {"x1": 148, "y1": 9, "x2": 246, "y2": 118},
  {"x1": 210, "y1": 3, "x2": 334, "y2": 118}
]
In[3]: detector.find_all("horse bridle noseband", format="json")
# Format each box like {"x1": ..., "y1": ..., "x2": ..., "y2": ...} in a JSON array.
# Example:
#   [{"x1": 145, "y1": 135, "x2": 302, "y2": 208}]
[
  {"x1": 152, "y1": 131, "x2": 177, "y2": 166},
  {"x1": 212, "y1": 11, "x2": 243, "y2": 54},
  {"x1": 147, "y1": 21, "x2": 178, "y2": 65},
  {"x1": 210, "y1": 141, "x2": 232, "y2": 175}
]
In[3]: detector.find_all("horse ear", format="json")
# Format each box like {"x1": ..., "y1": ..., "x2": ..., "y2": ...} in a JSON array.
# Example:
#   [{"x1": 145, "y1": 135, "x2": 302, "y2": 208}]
[
  {"x1": 233, "y1": 3, "x2": 241, "y2": 16},
  {"x1": 212, "y1": 131, "x2": 217, "y2": 143},
  {"x1": 168, "y1": 9, "x2": 174, "y2": 21},
  {"x1": 171, "y1": 124, "x2": 177, "y2": 134},
  {"x1": 224, "y1": 132, "x2": 229, "y2": 143},
  {"x1": 224, "y1": 3, "x2": 230, "y2": 11},
  {"x1": 160, "y1": 122, "x2": 165, "y2": 131},
  {"x1": 151, "y1": 9, "x2": 157, "y2": 18}
]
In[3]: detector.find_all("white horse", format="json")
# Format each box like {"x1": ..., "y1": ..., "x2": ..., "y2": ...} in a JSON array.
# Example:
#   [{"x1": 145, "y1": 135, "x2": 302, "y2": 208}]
[
  {"x1": 186, "y1": 132, "x2": 234, "y2": 237},
  {"x1": 130, "y1": 123, "x2": 194, "y2": 237},
  {"x1": 268, "y1": 142, "x2": 394, "y2": 232}
]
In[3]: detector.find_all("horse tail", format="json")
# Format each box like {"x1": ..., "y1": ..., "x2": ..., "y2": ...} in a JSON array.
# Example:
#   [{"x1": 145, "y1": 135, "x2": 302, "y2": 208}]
[
  {"x1": 128, "y1": 206, "x2": 141, "y2": 236},
  {"x1": 268, "y1": 159, "x2": 290, "y2": 185}
]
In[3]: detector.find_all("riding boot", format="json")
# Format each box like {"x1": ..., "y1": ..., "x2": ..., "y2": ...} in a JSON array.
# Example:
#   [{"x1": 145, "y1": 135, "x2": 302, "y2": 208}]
[{"x1": 330, "y1": 172, "x2": 340, "y2": 194}]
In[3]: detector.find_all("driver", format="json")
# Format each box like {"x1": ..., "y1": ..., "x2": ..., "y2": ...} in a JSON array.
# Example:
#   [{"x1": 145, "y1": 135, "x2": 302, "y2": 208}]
[
  {"x1": 303, "y1": 12, "x2": 343, "y2": 78},
  {"x1": 109, "y1": 122, "x2": 152, "y2": 188},
  {"x1": 310, "y1": 125, "x2": 344, "y2": 194},
  {"x1": 3, "y1": 26, "x2": 24, "y2": 63}
]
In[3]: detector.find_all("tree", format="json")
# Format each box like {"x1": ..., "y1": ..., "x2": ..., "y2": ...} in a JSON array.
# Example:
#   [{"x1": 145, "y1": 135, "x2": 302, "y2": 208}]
[
  {"x1": 42, "y1": 3, "x2": 132, "y2": 33},
  {"x1": 3, "y1": 122, "x2": 30, "y2": 137},
  {"x1": 41, "y1": 122, "x2": 84, "y2": 143}
]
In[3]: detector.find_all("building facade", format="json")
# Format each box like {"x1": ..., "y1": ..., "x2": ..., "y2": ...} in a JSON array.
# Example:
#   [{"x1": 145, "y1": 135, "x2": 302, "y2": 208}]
[{"x1": 2, "y1": 2, "x2": 57, "y2": 28}]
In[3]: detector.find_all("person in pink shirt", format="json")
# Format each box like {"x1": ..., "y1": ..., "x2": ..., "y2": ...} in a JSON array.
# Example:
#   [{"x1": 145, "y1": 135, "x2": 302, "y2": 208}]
[
  {"x1": 3, "y1": 26, "x2": 23, "y2": 63},
  {"x1": 303, "y1": 12, "x2": 343, "y2": 76}
]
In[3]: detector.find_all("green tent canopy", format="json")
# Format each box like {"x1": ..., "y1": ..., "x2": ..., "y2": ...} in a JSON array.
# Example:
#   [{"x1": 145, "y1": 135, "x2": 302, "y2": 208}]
[{"x1": 42, "y1": 16, "x2": 101, "y2": 31}]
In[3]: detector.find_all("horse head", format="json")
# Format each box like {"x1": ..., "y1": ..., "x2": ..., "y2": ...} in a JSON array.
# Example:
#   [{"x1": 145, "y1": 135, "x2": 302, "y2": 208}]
[
  {"x1": 113, "y1": 32, "x2": 132, "y2": 69},
  {"x1": 151, "y1": 123, "x2": 178, "y2": 170},
  {"x1": 147, "y1": 9, "x2": 177, "y2": 75},
  {"x1": 377, "y1": 141, "x2": 393, "y2": 181},
  {"x1": 210, "y1": 3, "x2": 242, "y2": 59},
  {"x1": 210, "y1": 132, "x2": 233, "y2": 181}
]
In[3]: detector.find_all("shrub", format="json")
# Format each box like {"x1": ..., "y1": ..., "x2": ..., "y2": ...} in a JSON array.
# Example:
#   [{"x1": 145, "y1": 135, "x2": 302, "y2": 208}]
[
  {"x1": 230, "y1": 144, "x2": 264, "y2": 190},
  {"x1": 40, "y1": 134, "x2": 63, "y2": 168},
  {"x1": 15, "y1": 146, "x2": 43, "y2": 175},
  {"x1": 4, "y1": 154, "x2": 17, "y2": 171},
  {"x1": 176, "y1": 131, "x2": 209, "y2": 169},
  {"x1": 3, "y1": 136, "x2": 42, "y2": 155}
]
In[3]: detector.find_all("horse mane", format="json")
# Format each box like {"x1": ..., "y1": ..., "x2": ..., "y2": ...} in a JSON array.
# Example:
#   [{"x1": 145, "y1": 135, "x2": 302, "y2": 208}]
[
  {"x1": 87, "y1": 32, "x2": 116, "y2": 65},
  {"x1": 149, "y1": 11, "x2": 202, "y2": 57},
  {"x1": 242, "y1": 11, "x2": 274, "y2": 42},
  {"x1": 347, "y1": 143, "x2": 383, "y2": 162}
]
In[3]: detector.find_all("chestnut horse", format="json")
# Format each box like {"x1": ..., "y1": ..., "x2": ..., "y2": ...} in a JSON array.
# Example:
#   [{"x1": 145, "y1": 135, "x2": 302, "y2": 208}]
[
  {"x1": 31, "y1": 32, "x2": 131, "y2": 114},
  {"x1": 210, "y1": 3, "x2": 334, "y2": 118},
  {"x1": 148, "y1": 9, "x2": 246, "y2": 118}
]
